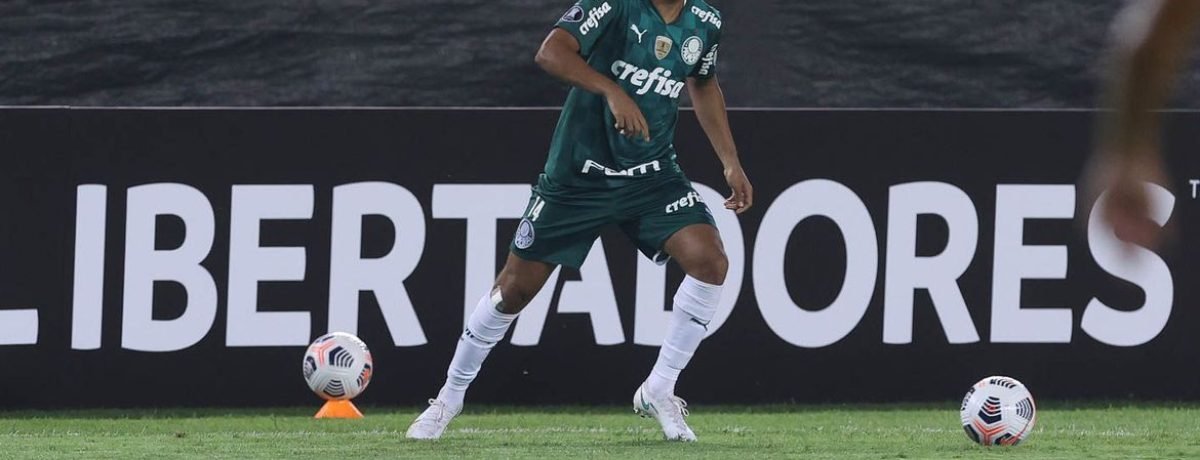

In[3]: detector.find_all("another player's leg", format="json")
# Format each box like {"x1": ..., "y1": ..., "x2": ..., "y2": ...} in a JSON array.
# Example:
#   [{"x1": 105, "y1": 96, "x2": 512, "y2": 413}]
[
  {"x1": 635, "y1": 223, "x2": 728, "y2": 442},
  {"x1": 406, "y1": 254, "x2": 555, "y2": 440}
]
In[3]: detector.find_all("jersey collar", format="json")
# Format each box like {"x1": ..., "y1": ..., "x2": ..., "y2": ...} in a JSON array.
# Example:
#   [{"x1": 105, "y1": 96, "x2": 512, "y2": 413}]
[{"x1": 644, "y1": 0, "x2": 690, "y2": 26}]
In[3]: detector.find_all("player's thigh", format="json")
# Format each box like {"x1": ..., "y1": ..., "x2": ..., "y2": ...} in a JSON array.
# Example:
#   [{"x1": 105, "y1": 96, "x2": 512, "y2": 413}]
[
  {"x1": 504, "y1": 188, "x2": 607, "y2": 309},
  {"x1": 663, "y1": 223, "x2": 728, "y2": 285},
  {"x1": 621, "y1": 179, "x2": 727, "y2": 284}
]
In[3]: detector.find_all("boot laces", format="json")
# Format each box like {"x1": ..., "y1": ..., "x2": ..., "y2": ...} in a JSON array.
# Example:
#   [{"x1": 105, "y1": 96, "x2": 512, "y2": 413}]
[
  {"x1": 669, "y1": 396, "x2": 690, "y2": 420},
  {"x1": 418, "y1": 398, "x2": 450, "y2": 423}
]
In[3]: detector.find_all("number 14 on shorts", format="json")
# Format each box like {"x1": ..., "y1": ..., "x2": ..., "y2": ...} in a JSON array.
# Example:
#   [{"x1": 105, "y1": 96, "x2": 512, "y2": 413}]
[{"x1": 527, "y1": 196, "x2": 546, "y2": 222}]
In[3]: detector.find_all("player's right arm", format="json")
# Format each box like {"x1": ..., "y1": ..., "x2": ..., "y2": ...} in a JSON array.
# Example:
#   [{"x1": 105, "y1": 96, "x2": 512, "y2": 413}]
[
  {"x1": 535, "y1": 2, "x2": 649, "y2": 141},
  {"x1": 1101, "y1": 0, "x2": 1200, "y2": 160},
  {"x1": 1090, "y1": 0, "x2": 1200, "y2": 248}
]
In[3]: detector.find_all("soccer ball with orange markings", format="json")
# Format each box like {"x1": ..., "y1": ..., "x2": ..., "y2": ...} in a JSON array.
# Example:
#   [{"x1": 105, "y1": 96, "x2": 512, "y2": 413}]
[
  {"x1": 303, "y1": 332, "x2": 374, "y2": 401},
  {"x1": 960, "y1": 376, "x2": 1036, "y2": 446}
]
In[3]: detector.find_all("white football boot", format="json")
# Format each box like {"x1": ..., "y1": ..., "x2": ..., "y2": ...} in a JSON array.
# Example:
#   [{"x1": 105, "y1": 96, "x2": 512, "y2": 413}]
[
  {"x1": 633, "y1": 384, "x2": 697, "y2": 442},
  {"x1": 405, "y1": 398, "x2": 462, "y2": 440}
]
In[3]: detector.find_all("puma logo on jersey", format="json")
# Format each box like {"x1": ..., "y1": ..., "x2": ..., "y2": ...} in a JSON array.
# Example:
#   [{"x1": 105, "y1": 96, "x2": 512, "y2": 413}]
[
  {"x1": 630, "y1": 24, "x2": 647, "y2": 43},
  {"x1": 611, "y1": 60, "x2": 685, "y2": 98},
  {"x1": 582, "y1": 159, "x2": 662, "y2": 177},
  {"x1": 579, "y1": 2, "x2": 613, "y2": 36},
  {"x1": 665, "y1": 191, "x2": 703, "y2": 214},
  {"x1": 691, "y1": 5, "x2": 722, "y2": 29}
]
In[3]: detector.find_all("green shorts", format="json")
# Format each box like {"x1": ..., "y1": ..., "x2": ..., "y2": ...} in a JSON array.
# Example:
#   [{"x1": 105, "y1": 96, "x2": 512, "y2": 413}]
[{"x1": 510, "y1": 176, "x2": 716, "y2": 269}]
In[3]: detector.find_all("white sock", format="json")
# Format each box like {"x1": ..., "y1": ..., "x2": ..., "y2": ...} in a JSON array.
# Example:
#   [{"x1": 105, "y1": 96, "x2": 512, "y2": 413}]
[
  {"x1": 646, "y1": 276, "x2": 723, "y2": 397},
  {"x1": 438, "y1": 290, "x2": 517, "y2": 407}
]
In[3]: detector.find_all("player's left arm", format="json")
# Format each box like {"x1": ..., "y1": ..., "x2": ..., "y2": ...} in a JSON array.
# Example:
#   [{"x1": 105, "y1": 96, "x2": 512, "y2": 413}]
[
  {"x1": 688, "y1": 76, "x2": 751, "y2": 214},
  {"x1": 1089, "y1": 0, "x2": 1200, "y2": 248},
  {"x1": 1100, "y1": 0, "x2": 1200, "y2": 164}
]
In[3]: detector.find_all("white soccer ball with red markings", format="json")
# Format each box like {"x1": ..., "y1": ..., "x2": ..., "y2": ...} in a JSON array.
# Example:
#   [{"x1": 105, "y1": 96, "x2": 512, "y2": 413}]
[
  {"x1": 960, "y1": 376, "x2": 1036, "y2": 446},
  {"x1": 303, "y1": 332, "x2": 374, "y2": 401}
]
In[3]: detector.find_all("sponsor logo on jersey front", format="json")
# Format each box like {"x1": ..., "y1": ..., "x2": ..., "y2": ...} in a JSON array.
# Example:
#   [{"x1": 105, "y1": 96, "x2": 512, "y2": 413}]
[
  {"x1": 665, "y1": 190, "x2": 704, "y2": 214},
  {"x1": 654, "y1": 35, "x2": 673, "y2": 60},
  {"x1": 581, "y1": 159, "x2": 662, "y2": 177},
  {"x1": 514, "y1": 218, "x2": 536, "y2": 249},
  {"x1": 681, "y1": 36, "x2": 703, "y2": 65},
  {"x1": 611, "y1": 60, "x2": 686, "y2": 98},
  {"x1": 691, "y1": 5, "x2": 722, "y2": 29},
  {"x1": 579, "y1": 2, "x2": 613, "y2": 36}
]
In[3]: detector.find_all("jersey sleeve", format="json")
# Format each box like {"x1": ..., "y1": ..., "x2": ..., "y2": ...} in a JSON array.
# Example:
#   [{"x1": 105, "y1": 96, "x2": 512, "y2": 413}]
[
  {"x1": 692, "y1": 29, "x2": 721, "y2": 80},
  {"x1": 555, "y1": 0, "x2": 623, "y2": 56}
]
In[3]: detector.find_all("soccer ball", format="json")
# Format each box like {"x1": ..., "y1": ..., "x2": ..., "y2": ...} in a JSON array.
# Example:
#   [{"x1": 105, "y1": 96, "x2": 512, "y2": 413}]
[
  {"x1": 302, "y1": 332, "x2": 374, "y2": 400},
  {"x1": 960, "y1": 376, "x2": 1036, "y2": 446}
]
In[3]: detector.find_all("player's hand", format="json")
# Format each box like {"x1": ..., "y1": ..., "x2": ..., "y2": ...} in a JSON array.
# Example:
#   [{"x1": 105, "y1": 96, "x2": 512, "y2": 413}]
[
  {"x1": 1083, "y1": 149, "x2": 1168, "y2": 251},
  {"x1": 605, "y1": 89, "x2": 651, "y2": 142},
  {"x1": 723, "y1": 164, "x2": 753, "y2": 214}
]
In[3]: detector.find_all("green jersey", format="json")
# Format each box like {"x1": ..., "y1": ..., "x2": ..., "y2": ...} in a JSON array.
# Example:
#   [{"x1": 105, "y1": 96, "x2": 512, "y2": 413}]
[{"x1": 541, "y1": 0, "x2": 723, "y2": 193}]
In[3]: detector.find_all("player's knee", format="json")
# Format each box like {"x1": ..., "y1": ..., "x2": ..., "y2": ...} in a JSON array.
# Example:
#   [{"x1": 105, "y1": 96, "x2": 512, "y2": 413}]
[
  {"x1": 690, "y1": 251, "x2": 728, "y2": 286},
  {"x1": 494, "y1": 278, "x2": 537, "y2": 314}
]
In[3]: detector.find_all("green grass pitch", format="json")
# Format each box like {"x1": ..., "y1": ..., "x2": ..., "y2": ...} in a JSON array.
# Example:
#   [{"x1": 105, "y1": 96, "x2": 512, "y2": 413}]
[{"x1": 2, "y1": 404, "x2": 1199, "y2": 459}]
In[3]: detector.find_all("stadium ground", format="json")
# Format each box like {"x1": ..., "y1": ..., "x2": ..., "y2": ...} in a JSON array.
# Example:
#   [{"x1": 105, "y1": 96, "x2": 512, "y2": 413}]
[{"x1": 2, "y1": 404, "x2": 1198, "y2": 459}]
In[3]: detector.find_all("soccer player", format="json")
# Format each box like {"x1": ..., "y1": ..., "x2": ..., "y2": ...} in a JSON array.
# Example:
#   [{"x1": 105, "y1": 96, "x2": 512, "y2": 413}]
[
  {"x1": 406, "y1": 0, "x2": 750, "y2": 442},
  {"x1": 1090, "y1": 0, "x2": 1200, "y2": 248}
]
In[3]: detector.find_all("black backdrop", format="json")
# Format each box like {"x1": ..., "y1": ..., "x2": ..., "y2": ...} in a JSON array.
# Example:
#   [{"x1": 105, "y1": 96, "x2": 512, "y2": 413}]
[
  {"x1": 8, "y1": 0, "x2": 1200, "y2": 108},
  {"x1": 2, "y1": 108, "x2": 1199, "y2": 408}
]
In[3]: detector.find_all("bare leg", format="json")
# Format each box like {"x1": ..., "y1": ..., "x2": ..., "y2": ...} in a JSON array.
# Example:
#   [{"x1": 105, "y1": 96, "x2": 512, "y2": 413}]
[
  {"x1": 493, "y1": 253, "x2": 557, "y2": 314},
  {"x1": 407, "y1": 253, "x2": 557, "y2": 439},
  {"x1": 646, "y1": 223, "x2": 728, "y2": 396},
  {"x1": 663, "y1": 224, "x2": 728, "y2": 285},
  {"x1": 633, "y1": 223, "x2": 728, "y2": 442},
  {"x1": 441, "y1": 252, "x2": 555, "y2": 404}
]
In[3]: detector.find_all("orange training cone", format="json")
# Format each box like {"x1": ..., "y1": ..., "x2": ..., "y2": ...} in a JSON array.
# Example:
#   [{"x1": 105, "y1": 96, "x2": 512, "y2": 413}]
[{"x1": 315, "y1": 399, "x2": 364, "y2": 419}]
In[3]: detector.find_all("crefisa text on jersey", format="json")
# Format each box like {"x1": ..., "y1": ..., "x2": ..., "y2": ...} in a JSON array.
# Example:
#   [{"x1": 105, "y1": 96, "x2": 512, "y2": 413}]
[
  {"x1": 0, "y1": 180, "x2": 1173, "y2": 351},
  {"x1": 690, "y1": 5, "x2": 722, "y2": 29},
  {"x1": 611, "y1": 60, "x2": 686, "y2": 98},
  {"x1": 578, "y1": 1, "x2": 613, "y2": 36}
]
